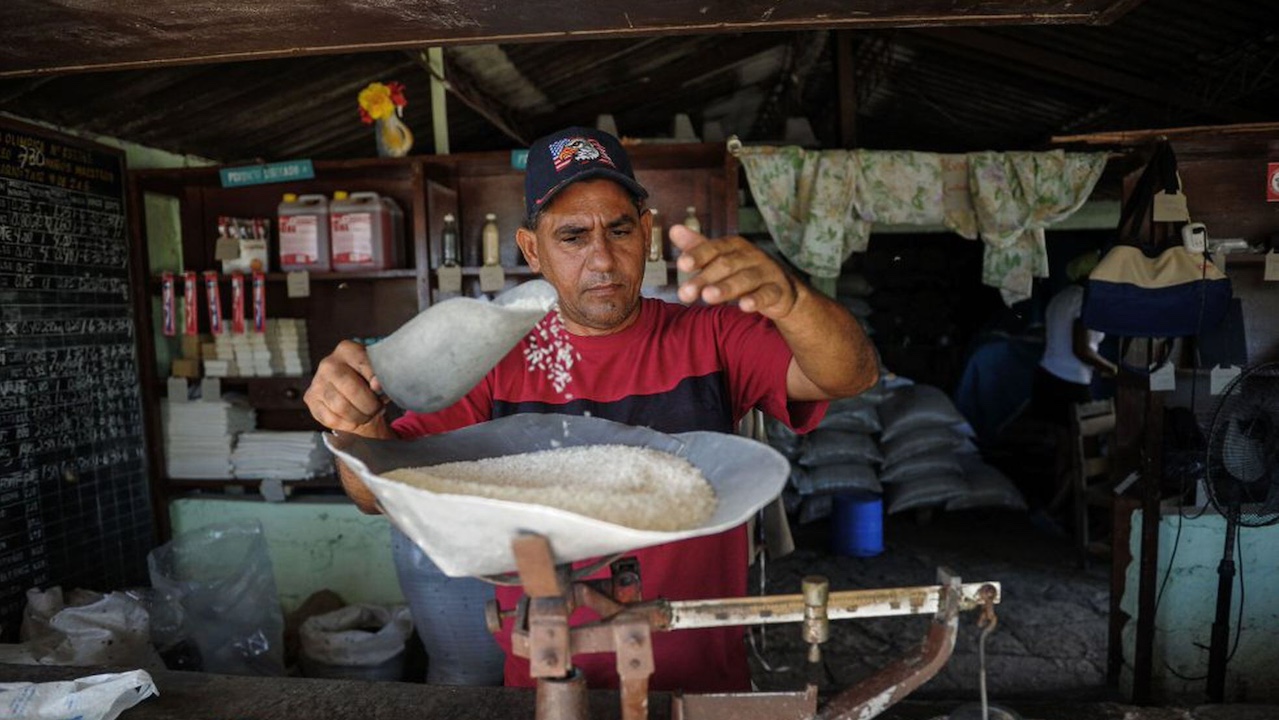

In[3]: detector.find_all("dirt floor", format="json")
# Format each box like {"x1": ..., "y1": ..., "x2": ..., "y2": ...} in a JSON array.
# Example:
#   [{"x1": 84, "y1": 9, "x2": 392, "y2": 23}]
[{"x1": 748, "y1": 507, "x2": 1115, "y2": 707}]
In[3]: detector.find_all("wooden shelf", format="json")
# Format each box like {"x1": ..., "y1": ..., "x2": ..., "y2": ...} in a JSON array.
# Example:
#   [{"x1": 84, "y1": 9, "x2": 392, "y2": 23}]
[
  {"x1": 156, "y1": 375, "x2": 313, "y2": 390},
  {"x1": 456, "y1": 265, "x2": 536, "y2": 277},
  {"x1": 168, "y1": 475, "x2": 340, "y2": 491},
  {"x1": 151, "y1": 268, "x2": 417, "y2": 288},
  {"x1": 446, "y1": 263, "x2": 674, "y2": 277},
  {"x1": 1219, "y1": 252, "x2": 1270, "y2": 267}
]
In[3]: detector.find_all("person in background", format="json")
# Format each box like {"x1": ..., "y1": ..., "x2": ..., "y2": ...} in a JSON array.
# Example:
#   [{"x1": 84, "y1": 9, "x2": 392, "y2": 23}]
[
  {"x1": 303, "y1": 127, "x2": 878, "y2": 692},
  {"x1": 1031, "y1": 251, "x2": 1117, "y2": 426}
]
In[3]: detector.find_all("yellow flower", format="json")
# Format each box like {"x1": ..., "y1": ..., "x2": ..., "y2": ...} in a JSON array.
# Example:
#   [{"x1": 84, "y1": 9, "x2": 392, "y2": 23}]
[{"x1": 359, "y1": 83, "x2": 397, "y2": 123}]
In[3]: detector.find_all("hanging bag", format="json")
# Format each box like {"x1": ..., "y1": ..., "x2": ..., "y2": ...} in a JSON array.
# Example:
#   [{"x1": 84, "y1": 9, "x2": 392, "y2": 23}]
[{"x1": 1080, "y1": 141, "x2": 1232, "y2": 338}]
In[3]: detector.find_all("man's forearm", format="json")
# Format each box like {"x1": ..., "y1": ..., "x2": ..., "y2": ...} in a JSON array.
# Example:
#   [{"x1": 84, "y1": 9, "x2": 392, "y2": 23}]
[
  {"x1": 338, "y1": 459, "x2": 382, "y2": 514},
  {"x1": 775, "y1": 283, "x2": 879, "y2": 400},
  {"x1": 332, "y1": 415, "x2": 397, "y2": 514}
]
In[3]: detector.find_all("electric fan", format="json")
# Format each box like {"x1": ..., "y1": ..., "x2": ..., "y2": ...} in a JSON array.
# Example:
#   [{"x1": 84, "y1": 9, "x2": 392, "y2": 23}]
[{"x1": 1202, "y1": 361, "x2": 1279, "y2": 702}]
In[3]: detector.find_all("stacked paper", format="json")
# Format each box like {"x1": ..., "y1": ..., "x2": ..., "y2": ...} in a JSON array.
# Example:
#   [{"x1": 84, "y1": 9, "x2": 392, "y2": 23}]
[
  {"x1": 231, "y1": 431, "x2": 332, "y2": 480},
  {"x1": 162, "y1": 397, "x2": 256, "y2": 479}
]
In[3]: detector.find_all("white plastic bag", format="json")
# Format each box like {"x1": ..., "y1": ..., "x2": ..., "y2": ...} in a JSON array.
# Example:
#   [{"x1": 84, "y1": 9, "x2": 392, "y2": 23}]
[
  {"x1": 0, "y1": 670, "x2": 157, "y2": 720},
  {"x1": 0, "y1": 587, "x2": 161, "y2": 668}
]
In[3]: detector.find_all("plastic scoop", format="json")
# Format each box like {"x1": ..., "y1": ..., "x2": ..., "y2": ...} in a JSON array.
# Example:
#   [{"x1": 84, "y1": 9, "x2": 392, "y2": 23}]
[{"x1": 368, "y1": 280, "x2": 557, "y2": 413}]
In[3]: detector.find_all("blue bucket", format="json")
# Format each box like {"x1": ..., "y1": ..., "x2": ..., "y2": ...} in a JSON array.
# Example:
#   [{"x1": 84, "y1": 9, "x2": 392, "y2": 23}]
[{"x1": 831, "y1": 492, "x2": 884, "y2": 557}]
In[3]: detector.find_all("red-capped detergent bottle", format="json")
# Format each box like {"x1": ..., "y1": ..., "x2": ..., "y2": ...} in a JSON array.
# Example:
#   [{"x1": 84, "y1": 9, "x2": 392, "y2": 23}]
[
  {"x1": 278, "y1": 193, "x2": 331, "y2": 272},
  {"x1": 330, "y1": 191, "x2": 401, "y2": 271}
]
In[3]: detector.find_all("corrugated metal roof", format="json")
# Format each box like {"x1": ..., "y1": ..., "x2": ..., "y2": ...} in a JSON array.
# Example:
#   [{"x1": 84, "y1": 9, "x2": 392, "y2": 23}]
[{"x1": 0, "y1": 0, "x2": 1271, "y2": 162}]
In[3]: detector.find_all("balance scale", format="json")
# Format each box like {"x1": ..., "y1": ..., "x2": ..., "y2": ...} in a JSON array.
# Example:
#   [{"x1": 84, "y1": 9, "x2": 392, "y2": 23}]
[
  {"x1": 325, "y1": 415, "x2": 1004, "y2": 720},
  {"x1": 492, "y1": 532, "x2": 999, "y2": 720}
]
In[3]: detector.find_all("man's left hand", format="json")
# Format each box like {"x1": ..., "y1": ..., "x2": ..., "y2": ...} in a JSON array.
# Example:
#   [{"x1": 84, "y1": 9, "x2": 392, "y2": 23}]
[{"x1": 671, "y1": 224, "x2": 798, "y2": 319}]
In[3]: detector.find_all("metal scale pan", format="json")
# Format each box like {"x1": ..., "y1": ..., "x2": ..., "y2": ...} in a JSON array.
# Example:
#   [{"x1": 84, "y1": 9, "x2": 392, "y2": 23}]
[{"x1": 324, "y1": 413, "x2": 790, "y2": 577}]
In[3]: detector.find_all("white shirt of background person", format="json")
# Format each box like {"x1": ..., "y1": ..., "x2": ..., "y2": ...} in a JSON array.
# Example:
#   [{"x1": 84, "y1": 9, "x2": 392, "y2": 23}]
[{"x1": 1040, "y1": 285, "x2": 1104, "y2": 385}]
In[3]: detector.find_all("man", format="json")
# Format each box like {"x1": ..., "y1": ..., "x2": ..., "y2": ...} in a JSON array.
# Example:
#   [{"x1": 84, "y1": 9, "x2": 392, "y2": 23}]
[{"x1": 304, "y1": 126, "x2": 878, "y2": 692}]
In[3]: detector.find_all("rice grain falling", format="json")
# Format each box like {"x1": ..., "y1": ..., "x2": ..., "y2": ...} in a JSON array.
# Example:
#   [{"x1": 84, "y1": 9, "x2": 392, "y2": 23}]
[
  {"x1": 523, "y1": 306, "x2": 580, "y2": 394},
  {"x1": 382, "y1": 445, "x2": 717, "y2": 531}
]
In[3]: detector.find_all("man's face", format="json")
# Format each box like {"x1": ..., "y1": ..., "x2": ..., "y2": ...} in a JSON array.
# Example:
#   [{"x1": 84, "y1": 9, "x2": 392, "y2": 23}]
[{"x1": 516, "y1": 179, "x2": 651, "y2": 336}]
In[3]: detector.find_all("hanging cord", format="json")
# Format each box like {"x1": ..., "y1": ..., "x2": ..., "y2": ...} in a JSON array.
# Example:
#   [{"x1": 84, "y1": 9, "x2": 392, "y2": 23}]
[
  {"x1": 1181, "y1": 225, "x2": 1215, "y2": 521},
  {"x1": 977, "y1": 587, "x2": 999, "y2": 720},
  {"x1": 1155, "y1": 232, "x2": 1227, "y2": 681}
]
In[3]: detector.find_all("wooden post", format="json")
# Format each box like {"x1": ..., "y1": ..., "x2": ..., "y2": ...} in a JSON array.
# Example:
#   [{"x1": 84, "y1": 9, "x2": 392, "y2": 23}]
[{"x1": 428, "y1": 47, "x2": 449, "y2": 155}]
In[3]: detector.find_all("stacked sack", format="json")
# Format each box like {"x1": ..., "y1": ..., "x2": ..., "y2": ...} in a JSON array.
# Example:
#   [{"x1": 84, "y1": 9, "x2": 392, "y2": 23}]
[
  {"x1": 770, "y1": 377, "x2": 1027, "y2": 526},
  {"x1": 770, "y1": 382, "x2": 891, "y2": 524},
  {"x1": 876, "y1": 383, "x2": 1026, "y2": 515}
]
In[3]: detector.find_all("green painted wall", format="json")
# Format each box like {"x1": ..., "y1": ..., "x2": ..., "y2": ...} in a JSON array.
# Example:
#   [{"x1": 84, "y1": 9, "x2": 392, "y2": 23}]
[
  {"x1": 169, "y1": 499, "x2": 404, "y2": 613},
  {"x1": 1120, "y1": 509, "x2": 1279, "y2": 703}
]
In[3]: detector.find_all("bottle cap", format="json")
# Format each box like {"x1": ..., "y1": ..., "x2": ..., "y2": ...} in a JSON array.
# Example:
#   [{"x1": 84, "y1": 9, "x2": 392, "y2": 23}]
[
  {"x1": 333, "y1": 190, "x2": 349, "y2": 200},
  {"x1": 686, "y1": 206, "x2": 696, "y2": 214},
  {"x1": 485, "y1": 213, "x2": 497, "y2": 221},
  {"x1": 444, "y1": 213, "x2": 456, "y2": 222},
  {"x1": 282, "y1": 193, "x2": 298, "y2": 202}
]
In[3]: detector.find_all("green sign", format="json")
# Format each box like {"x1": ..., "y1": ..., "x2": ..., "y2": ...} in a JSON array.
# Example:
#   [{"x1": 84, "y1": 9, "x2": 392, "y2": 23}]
[
  {"x1": 510, "y1": 149, "x2": 529, "y2": 170},
  {"x1": 219, "y1": 160, "x2": 315, "y2": 188}
]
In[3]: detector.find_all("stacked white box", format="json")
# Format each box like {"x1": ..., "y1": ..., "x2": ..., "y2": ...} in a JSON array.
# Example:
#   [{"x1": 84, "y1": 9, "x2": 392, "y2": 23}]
[
  {"x1": 267, "y1": 319, "x2": 311, "y2": 376},
  {"x1": 206, "y1": 320, "x2": 310, "y2": 377}
]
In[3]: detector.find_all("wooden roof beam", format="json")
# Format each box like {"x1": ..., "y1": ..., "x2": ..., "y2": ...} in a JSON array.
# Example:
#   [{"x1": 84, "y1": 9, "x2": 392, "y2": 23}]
[{"x1": 0, "y1": 0, "x2": 1141, "y2": 78}]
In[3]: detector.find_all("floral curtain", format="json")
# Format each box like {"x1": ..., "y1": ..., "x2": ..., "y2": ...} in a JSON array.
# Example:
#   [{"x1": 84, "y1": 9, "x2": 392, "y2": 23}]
[
  {"x1": 738, "y1": 145, "x2": 1107, "y2": 306},
  {"x1": 967, "y1": 150, "x2": 1107, "y2": 304},
  {"x1": 736, "y1": 147, "x2": 867, "y2": 280}
]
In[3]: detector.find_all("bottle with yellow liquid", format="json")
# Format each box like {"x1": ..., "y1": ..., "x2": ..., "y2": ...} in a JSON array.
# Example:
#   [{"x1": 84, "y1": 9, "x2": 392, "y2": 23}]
[
  {"x1": 648, "y1": 208, "x2": 663, "y2": 262},
  {"x1": 677, "y1": 206, "x2": 701, "y2": 286},
  {"x1": 683, "y1": 206, "x2": 701, "y2": 234},
  {"x1": 482, "y1": 213, "x2": 500, "y2": 266}
]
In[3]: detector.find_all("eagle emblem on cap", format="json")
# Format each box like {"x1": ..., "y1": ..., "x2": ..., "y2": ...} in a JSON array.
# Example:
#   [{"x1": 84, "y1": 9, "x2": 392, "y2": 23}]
[{"x1": 550, "y1": 137, "x2": 615, "y2": 172}]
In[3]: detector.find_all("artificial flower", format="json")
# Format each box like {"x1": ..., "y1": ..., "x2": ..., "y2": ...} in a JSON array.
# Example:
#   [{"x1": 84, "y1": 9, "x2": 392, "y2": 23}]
[{"x1": 358, "y1": 81, "x2": 408, "y2": 125}]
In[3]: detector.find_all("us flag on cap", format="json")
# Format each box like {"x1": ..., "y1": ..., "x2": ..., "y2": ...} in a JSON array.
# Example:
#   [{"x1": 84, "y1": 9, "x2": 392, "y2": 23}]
[
  {"x1": 524, "y1": 126, "x2": 648, "y2": 221},
  {"x1": 550, "y1": 136, "x2": 616, "y2": 172}
]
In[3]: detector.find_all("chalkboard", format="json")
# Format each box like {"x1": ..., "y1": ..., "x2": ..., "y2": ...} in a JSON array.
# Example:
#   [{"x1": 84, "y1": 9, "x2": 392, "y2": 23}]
[{"x1": 0, "y1": 118, "x2": 152, "y2": 639}]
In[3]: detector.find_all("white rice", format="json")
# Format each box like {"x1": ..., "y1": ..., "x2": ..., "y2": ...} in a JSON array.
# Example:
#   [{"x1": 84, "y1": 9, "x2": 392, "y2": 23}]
[
  {"x1": 523, "y1": 306, "x2": 580, "y2": 395},
  {"x1": 382, "y1": 445, "x2": 717, "y2": 531}
]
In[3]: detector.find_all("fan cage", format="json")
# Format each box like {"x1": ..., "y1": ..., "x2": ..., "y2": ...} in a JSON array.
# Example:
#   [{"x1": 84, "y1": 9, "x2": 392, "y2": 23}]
[{"x1": 1205, "y1": 361, "x2": 1279, "y2": 528}]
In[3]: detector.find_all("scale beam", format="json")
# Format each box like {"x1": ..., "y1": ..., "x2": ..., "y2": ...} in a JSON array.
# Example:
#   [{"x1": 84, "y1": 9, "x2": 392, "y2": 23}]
[{"x1": 665, "y1": 581, "x2": 1000, "y2": 630}]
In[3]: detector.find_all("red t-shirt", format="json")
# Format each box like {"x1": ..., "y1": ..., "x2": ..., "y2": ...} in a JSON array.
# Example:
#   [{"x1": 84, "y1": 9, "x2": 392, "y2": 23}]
[{"x1": 392, "y1": 297, "x2": 826, "y2": 692}]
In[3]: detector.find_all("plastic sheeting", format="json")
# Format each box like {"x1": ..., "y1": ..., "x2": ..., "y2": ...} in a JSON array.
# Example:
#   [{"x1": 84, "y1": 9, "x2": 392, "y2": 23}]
[{"x1": 325, "y1": 414, "x2": 789, "y2": 577}]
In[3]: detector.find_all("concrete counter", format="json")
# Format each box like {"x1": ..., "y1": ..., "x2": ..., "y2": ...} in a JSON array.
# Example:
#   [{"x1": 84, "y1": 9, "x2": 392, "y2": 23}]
[{"x1": 1, "y1": 664, "x2": 1274, "y2": 720}]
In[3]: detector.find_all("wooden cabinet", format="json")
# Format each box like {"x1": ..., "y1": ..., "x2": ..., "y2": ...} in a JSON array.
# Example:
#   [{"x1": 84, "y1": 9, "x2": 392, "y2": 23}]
[{"x1": 128, "y1": 143, "x2": 738, "y2": 525}]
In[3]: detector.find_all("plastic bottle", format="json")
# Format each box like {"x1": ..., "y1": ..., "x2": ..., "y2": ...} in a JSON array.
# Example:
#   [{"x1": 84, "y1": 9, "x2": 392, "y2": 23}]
[
  {"x1": 278, "y1": 193, "x2": 331, "y2": 272},
  {"x1": 482, "y1": 213, "x2": 500, "y2": 266},
  {"x1": 441, "y1": 213, "x2": 460, "y2": 267},
  {"x1": 331, "y1": 191, "x2": 401, "y2": 271},
  {"x1": 683, "y1": 206, "x2": 701, "y2": 234}
]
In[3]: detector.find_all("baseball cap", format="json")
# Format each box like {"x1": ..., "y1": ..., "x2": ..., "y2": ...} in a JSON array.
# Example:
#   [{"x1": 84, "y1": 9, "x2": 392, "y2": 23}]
[{"x1": 524, "y1": 127, "x2": 648, "y2": 222}]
